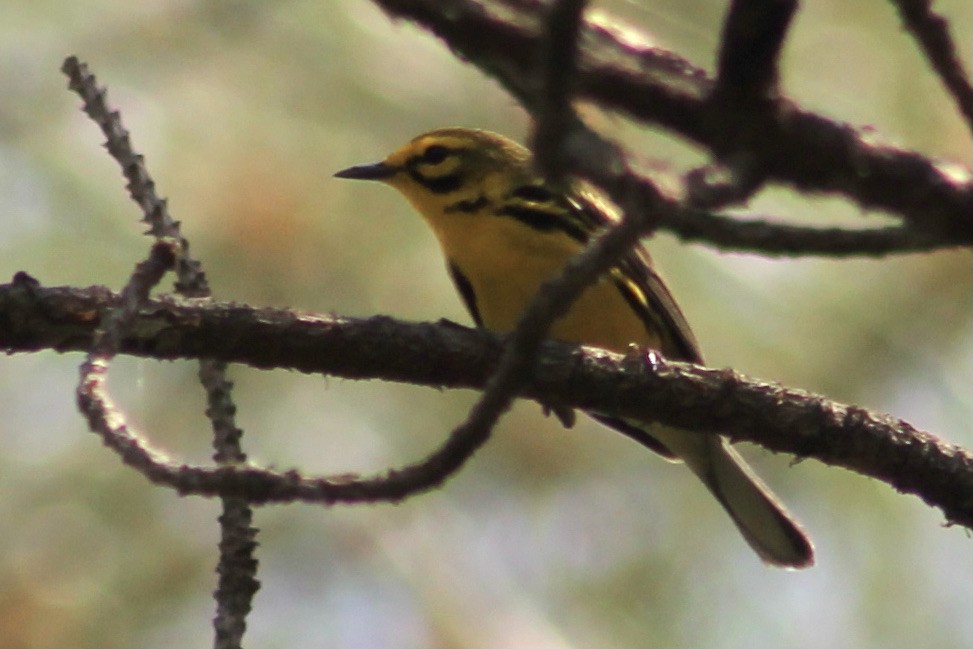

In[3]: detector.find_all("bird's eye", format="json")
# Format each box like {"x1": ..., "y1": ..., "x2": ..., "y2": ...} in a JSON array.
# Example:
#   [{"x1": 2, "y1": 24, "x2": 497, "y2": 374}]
[{"x1": 421, "y1": 145, "x2": 450, "y2": 165}]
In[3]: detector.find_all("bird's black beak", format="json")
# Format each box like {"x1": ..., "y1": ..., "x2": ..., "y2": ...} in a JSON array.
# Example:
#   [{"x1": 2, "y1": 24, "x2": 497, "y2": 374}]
[{"x1": 334, "y1": 162, "x2": 398, "y2": 181}]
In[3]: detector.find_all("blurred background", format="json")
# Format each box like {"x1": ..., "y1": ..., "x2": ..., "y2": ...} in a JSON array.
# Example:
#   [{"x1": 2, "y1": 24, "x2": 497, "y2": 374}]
[{"x1": 1, "y1": 0, "x2": 971, "y2": 646}]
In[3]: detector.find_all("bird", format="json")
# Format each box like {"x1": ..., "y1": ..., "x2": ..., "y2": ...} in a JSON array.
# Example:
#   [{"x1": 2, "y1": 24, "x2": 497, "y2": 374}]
[{"x1": 335, "y1": 127, "x2": 813, "y2": 568}]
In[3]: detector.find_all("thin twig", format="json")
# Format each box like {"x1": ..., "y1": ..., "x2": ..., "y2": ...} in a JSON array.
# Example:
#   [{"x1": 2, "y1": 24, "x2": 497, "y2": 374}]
[
  {"x1": 890, "y1": 0, "x2": 973, "y2": 133},
  {"x1": 658, "y1": 211, "x2": 957, "y2": 257},
  {"x1": 551, "y1": 115, "x2": 962, "y2": 257},
  {"x1": 201, "y1": 361, "x2": 258, "y2": 649},
  {"x1": 62, "y1": 56, "x2": 256, "y2": 649},
  {"x1": 61, "y1": 56, "x2": 209, "y2": 296}
]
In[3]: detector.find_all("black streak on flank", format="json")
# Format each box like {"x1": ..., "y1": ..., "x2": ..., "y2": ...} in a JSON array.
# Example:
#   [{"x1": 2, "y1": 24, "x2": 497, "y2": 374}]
[
  {"x1": 448, "y1": 262, "x2": 483, "y2": 326},
  {"x1": 445, "y1": 195, "x2": 490, "y2": 214}
]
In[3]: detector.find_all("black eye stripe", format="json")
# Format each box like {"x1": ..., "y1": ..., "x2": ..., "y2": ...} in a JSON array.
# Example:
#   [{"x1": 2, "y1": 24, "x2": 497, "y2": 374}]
[
  {"x1": 408, "y1": 167, "x2": 464, "y2": 194},
  {"x1": 406, "y1": 145, "x2": 465, "y2": 193}
]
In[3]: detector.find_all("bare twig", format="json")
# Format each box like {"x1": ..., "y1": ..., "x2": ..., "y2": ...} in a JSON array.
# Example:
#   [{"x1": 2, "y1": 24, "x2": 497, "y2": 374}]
[
  {"x1": 62, "y1": 56, "x2": 209, "y2": 296},
  {"x1": 73, "y1": 244, "x2": 176, "y2": 361},
  {"x1": 683, "y1": 159, "x2": 762, "y2": 211},
  {"x1": 715, "y1": 0, "x2": 797, "y2": 100},
  {"x1": 201, "y1": 360, "x2": 259, "y2": 649},
  {"x1": 531, "y1": 0, "x2": 588, "y2": 181},
  {"x1": 533, "y1": 110, "x2": 963, "y2": 258},
  {"x1": 890, "y1": 0, "x2": 973, "y2": 133},
  {"x1": 658, "y1": 211, "x2": 955, "y2": 257},
  {"x1": 689, "y1": 0, "x2": 798, "y2": 209}
]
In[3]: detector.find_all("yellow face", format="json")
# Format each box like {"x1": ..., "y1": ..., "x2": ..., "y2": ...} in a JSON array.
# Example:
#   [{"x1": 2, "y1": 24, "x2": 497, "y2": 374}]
[
  {"x1": 371, "y1": 129, "x2": 534, "y2": 216},
  {"x1": 335, "y1": 128, "x2": 583, "y2": 248}
]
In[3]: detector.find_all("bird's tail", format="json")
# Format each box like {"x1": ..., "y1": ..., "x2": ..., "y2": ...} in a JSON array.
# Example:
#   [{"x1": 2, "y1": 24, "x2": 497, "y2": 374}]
[{"x1": 651, "y1": 425, "x2": 814, "y2": 568}]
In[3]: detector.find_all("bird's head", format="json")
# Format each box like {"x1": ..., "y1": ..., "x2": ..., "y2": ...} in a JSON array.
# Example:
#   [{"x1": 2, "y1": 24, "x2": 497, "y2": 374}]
[{"x1": 335, "y1": 128, "x2": 534, "y2": 217}]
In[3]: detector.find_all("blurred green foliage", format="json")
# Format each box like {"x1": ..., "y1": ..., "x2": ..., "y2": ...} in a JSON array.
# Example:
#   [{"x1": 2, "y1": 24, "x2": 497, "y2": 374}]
[{"x1": 0, "y1": 0, "x2": 970, "y2": 647}]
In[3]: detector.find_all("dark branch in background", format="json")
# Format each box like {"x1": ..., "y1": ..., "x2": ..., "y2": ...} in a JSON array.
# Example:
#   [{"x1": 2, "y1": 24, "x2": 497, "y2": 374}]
[
  {"x1": 891, "y1": 0, "x2": 973, "y2": 133},
  {"x1": 61, "y1": 56, "x2": 256, "y2": 649},
  {"x1": 714, "y1": 0, "x2": 796, "y2": 100},
  {"x1": 4, "y1": 280, "x2": 973, "y2": 530},
  {"x1": 551, "y1": 113, "x2": 960, "y2": 256},
  {"x1": 529, "y1": 0, "x2": 968, "y2": 255},
  {"x1": 369, "y1": 0, "x2": 973, "y2": 249},
  {"x1": 531, "y1": 0, "x2": 587, "y2": 181},
  {"x1": 659, "y1": 213, "x2": 954, "y2": 257},
  {"x1": 687, "y1": 0, "x2": 797, "y2": 208}
]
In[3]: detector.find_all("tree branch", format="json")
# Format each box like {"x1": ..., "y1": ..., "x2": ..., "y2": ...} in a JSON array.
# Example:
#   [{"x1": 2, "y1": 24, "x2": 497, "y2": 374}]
[
  {"x1": 657, "y1": 213, "x2": 954, "y2": 257},
  {"x1": 2, "y1": 280, "x2": 971, "y2": 529},
  {"x1": 715, "y1": 0, "x2": 796, "y2": 100},
  {"x1": 368, "y1": 0, "x2": 973, "y2": 248},
  {"x1": 687, "y1": 0, "x2": 798, "y2": 209},
  {"x1": 531, "y1": 0, "x2": 588, "y2": 181},
  {"x1": 890, "y1": 0, "x2": 973, "y2": 133}
]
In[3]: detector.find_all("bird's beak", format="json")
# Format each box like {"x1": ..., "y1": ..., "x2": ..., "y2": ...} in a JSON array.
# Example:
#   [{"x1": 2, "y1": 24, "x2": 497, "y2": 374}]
[{"x1": 333, "y1": 162, "x2": 399, "y2": 181}]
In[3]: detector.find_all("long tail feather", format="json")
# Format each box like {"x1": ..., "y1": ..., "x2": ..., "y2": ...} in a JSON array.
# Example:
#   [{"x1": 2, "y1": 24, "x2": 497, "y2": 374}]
[{"x1": 645, "y1": 424, "x2": 814, "y2": 568}]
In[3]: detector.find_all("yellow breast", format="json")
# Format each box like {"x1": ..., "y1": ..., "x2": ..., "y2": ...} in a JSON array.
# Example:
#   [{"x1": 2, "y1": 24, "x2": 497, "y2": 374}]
[{"x1": 428, "y1": 211, "x2": 661, "y2": 353}]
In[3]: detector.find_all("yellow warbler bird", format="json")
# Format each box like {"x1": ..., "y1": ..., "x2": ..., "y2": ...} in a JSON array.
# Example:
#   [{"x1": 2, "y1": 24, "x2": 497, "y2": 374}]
[{"x1": 335, "y1": 128, "x2": 813, "y2": 568}]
